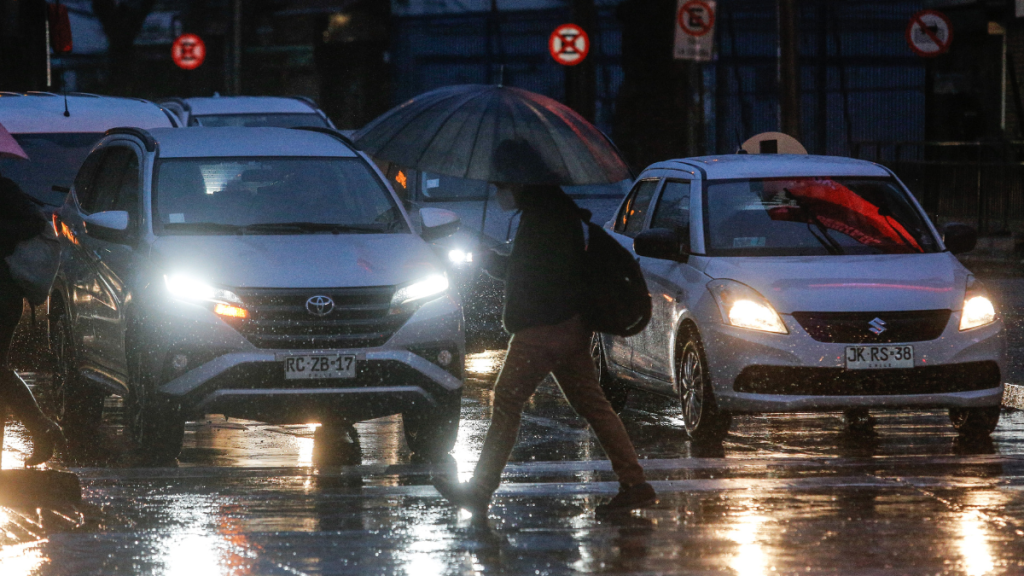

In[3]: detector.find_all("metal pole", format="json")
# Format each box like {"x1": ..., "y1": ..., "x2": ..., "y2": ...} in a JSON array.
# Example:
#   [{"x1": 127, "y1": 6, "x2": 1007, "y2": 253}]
[
  {"x1": 233, "y1": 0, "x2": 242, "y2": 95},
  {"x1": 778, "y1": 0, "x2": 801, "y2": 141}
]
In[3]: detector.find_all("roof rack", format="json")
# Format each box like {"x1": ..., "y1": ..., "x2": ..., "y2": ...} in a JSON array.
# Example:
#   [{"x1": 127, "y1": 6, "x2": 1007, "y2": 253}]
[
  {"x1": 290, "y1": 126, "x2": 357, "y2": 149},
  {"x1": 105, "y1": 127, "x2": 157, "y2": 152}
]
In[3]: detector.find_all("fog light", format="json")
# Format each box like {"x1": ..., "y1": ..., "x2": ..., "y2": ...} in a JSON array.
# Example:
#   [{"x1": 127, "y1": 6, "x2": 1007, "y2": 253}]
[
  {"x1": 171, "y1": 354, "x2": 189, "y2": 373},
  {"x1": 437, "y1": 349, "x2": 453, "y2": 367}
]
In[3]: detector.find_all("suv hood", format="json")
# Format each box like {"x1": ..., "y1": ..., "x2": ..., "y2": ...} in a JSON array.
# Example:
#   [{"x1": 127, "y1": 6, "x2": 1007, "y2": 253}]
[
  {"x1": 150, "y1": 234, "x2": 442, "y2": 289},
  {"x1": 703, "y1": 253, "x2": 967, "y2": 313}
]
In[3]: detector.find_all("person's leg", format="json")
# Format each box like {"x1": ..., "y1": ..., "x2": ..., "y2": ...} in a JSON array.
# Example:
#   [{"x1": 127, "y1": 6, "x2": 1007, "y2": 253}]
[
  {"x1": 550, "y1": 319, "x2": 646, "y2": 489},
  {"x1": 470, "y1": 332, "x2": 558, "y2": 493}
]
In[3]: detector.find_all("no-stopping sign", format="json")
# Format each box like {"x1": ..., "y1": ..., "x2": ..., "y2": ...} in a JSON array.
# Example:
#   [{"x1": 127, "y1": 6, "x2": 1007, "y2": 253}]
[
  {"x1": 906, "y1": 10, "x2": 952, "y2": 58},
  {"x1": 549, "y1": 24, "x2": 589, "y2": 66},
  {"x1": 678, "y1": 0, "x2": 715, "y2": 37},
  {"x1": 172, "y1": 33, "x2": 206, "y2": 70}
]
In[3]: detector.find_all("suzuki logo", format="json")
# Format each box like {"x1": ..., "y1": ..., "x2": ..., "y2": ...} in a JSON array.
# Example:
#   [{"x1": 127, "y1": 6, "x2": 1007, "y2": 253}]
[
  {"x1": 868, "y1": 317, "x2": 887, "y2": 335},
  {"x1": 305, "y1": 295, "x2": 335, "y2": 317}
]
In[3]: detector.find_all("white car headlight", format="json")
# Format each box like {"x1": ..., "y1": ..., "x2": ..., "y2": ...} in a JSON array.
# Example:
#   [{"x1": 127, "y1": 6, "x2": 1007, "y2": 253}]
[
  {"x1": 164, "y1": 274, "x2": 242, "y2": 304},
  {"x1": 959, "y1": 276, "x2": 996, "y2": 331},
  {"x1": 391, "y1": 274, "x2": 449, "y2": 312},
  {"x1": 448, "y1": 249, "x2": 473, "y2": 264},
  {"x1": 707, "y1": 279, "x2": 788, "y2": 334}
]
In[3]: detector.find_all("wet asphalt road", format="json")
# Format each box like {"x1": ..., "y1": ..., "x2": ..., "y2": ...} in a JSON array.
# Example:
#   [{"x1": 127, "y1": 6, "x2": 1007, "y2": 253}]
[{"x1": 4, "y1": 278, "x2": 1024, "y2": 575}]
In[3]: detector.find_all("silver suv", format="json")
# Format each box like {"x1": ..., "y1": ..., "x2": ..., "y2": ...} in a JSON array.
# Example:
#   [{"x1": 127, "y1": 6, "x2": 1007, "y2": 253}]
[{"x1": 49, "y1": 126, "x2": 465, "y2": 463}]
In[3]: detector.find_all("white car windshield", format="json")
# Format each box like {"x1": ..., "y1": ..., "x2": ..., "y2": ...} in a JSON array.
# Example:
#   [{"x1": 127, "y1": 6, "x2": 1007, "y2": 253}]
[
  {"x1": 153, "y1": 157, "x2": 407, "y2": 235},
  {"x1": 0, "y1": 133, "x2": 102, "y2": 206},
  {"x1": 705, "y1": 177, "x2": 940, "y2": 256},
  {"x1": 190, "y1": 113, "x2": 330, "y2": 128}
]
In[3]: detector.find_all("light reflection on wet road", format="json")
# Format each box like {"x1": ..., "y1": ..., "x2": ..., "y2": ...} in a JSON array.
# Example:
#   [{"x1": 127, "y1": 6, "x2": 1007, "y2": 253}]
[{"x1": 2, "y1": 348, "x2": 1024, "y2": 575}]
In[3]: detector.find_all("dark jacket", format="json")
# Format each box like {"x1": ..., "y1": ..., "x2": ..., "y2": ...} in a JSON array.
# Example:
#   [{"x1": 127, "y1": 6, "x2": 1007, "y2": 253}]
[
  {"x1": 0, "y1": 176, "x2": 45, "y2": 261},
  {"x1": 484, "y1": 185, "x2": 586, "y2": 334}
]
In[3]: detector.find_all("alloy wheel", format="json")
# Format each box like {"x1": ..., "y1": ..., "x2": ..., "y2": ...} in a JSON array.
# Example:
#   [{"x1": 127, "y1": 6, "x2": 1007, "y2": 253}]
[{"x1": 679, "y1": 343, "x2": 705, "y2": 434}]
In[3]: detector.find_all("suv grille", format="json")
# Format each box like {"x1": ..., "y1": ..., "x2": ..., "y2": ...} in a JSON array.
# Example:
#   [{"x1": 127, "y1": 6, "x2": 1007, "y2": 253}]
[
  {"x1": 792, "y1": 310, "x2": 951, "y2": 344},
  {"x1": 231, "y1": 287, "x2": 405, "y2": 349},
  {"x1": 734, "y1": 362, "x2": 1000, "y2": 396}
]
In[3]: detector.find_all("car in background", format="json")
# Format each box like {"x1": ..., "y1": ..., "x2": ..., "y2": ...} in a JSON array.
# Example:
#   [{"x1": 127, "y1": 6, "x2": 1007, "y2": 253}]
[
  {"x1": 50, "y1": 126, "x2": 464, "y2": 463},
  {"x1": 594, "y1": 154, "x2": 1005, "y2": 442},
  {"x1": 0, "y1": 91, "x2": 177, "y2": 370},
  {"x1": 372, "y1": 161, "x2": 630, "y2": 347},
  {"x1": 159, "y1": 95, "x2": 335, "y2": 129}
]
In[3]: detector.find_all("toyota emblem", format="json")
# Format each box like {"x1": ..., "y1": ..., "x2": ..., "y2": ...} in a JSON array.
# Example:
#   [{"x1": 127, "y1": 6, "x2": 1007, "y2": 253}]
[{"x1": 305, "y1": 295, "x2": 335, "y2": 317}]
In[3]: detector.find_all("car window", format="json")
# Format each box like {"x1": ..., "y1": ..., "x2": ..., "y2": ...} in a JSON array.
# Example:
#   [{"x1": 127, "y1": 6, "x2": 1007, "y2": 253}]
[
  {"x1": 419, "y1": 171, "x2": 490, "y2": 201},
  {"x1": 153, "y1": 157, "x2": 408, "y2": 235},
  {"x1": 614, "y1": 179, "x2": 658, "y2": 237},
  {"x1": 73, "y1": 149, "x2": 106, "y2": 212},
  {"x1": 190, "y1": 113, "x2": 330, "y2": 128},
  {"x1": 650, "y1": 180, "x2": 691, "y2": 232},
  {"x1": 0, "y1": 133, "x2": 104, "y2": 206},
  {"x1": 705, "y1": 177, "x2": 940, "y2": 256},
  {"x1": 83, "y1": 147, "x2": 135, "y2": 215}
]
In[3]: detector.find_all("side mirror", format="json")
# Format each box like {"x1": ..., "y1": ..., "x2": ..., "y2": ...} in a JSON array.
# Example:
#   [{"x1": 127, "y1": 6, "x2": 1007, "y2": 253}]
[
  {"x1": 634, "y1": 227, "x2": 689, "y2": 261},
  {"x1": 420, "y1": 208, "x2": 460, "y2": 241},
  {"x1": 943, "y1": 223, "x2": 977, "y2": 255},
  {"x1": 83, "y1": 210, "x2": 131, "y2": 243}
]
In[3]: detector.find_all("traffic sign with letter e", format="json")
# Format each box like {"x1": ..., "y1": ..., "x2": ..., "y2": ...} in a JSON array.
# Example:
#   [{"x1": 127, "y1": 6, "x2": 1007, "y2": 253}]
[
  {"x1": 549, "y1": 24, "x2": 589, "y2": 66},
  {"x1": 906, "y1": 10, "x2": 952, "y2": 58},
  {"x1": 172, "y1": 33, "x2": 207, "y2": 70},
  {"x1": 674, "y1": 0, "x2": 716, "y2": 61}
]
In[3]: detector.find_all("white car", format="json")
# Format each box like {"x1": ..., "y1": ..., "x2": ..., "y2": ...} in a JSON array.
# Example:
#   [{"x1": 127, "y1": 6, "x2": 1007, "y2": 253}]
[
  {"x1": 595, "y1": 154, "x2": 1005, "y2": 441},
  {"x1": 160, "y1": 95, "x2": 335, "y2": 129}
]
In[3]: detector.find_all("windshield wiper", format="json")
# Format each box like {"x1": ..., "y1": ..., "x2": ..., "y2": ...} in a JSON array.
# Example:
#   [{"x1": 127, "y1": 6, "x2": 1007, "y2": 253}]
[
  {"x1": 783, "y1": 190, "x2": 845, "y2": 255},
  {"x1": 240, "y1": 222, "x2": 386, "y2": 234},
  {"x1": 163, "y1": 222, "x2": 244, "y2": 234}
]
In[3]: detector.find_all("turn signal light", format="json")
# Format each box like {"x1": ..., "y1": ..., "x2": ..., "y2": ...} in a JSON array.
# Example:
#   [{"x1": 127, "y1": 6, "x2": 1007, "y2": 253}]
[{"x1": 214, "y1": 303, "x2": 249, "y2": 319}]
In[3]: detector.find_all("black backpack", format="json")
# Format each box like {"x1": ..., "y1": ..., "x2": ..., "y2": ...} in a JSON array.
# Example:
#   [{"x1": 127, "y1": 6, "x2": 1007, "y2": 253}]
[{"x1": 580, "y1": 219, "x2": 652, "y2": 336}]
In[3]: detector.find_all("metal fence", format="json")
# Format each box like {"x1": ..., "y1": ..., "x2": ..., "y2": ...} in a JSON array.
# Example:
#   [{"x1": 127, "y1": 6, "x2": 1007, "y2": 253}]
[{"x1": 852, "y1": 141, "x2": 1024, "y2": 234}]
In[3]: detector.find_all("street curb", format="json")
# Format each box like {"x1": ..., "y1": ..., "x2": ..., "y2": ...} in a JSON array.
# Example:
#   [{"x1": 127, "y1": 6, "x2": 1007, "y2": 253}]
[
  {"x1": 1004, "y1": 383, "x2": 1024, "y2": 410},
  {"x1": 0, "y1": 469, "x2": 82, "y2": 506}
]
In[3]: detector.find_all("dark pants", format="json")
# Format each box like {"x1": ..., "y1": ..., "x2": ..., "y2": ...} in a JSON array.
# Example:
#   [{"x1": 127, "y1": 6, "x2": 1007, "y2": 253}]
[
  {"x1": 472, "y1": 315, "x2": 646, "y2": 493},
  {"x1": 0, "y1": 264, "x2": 49, "y2": 435}
]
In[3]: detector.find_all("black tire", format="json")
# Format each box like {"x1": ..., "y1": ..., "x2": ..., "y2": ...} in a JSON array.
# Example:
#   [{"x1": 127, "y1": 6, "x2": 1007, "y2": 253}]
[
  {"x1": 677, "y1": 333, "x2": 731, "y2": 442},
  {"x1": 403, "y1": 390, "x2": 461, "y2": 461},
  {"x1": 591, "y1": 332, "x2": 628, "y2": 413},
  {"x1": 125, "y1": 347, "x2": 185, "y2": 464},
  {"x1": 949, "y1": 406, "x2": 1000, "y2": 438},
  {"x1": 49, "y1": 306, "x2": 105, "y2": 436}
]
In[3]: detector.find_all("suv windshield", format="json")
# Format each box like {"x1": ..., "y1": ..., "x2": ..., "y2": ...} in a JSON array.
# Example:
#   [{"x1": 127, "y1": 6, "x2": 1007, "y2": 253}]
[
  {"x1": 190, "y1": 113, "x2": 329, "y2": 128},
  {"x1": 153, "y1": 157, "x2": 408, "y2": 235},
  {"x1": 705, "y1": 177, "x2": 939, "y2": 256},
  {"x1": 0, "y1": 133, "x2": 102, "y2": 206}
]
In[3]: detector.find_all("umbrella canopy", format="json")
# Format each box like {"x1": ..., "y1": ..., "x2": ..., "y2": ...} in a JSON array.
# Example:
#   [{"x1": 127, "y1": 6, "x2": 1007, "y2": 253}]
[
  {"x1": 0, "y1": 121, "x2": 29, "y2": 161},
  {"x1": 353, "y1": 84, "x2": 630, "y2": 186}
]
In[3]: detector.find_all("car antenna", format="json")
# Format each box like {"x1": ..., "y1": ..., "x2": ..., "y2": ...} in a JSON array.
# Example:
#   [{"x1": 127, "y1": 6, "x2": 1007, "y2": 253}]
[{"x1": 62, "y1": 71, "x2": 70, "y2": 117}]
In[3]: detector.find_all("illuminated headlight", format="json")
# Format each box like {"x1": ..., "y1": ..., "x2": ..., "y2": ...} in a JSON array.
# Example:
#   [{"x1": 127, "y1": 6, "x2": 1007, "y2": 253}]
[
  {"x1": 959, "y1": 276, "x2": 996, "y2": 331},
  {"x1": 164, "y1": 274, "x2": 243, "y2": 305},
  {"x1": 391, "y1": 274, "x2": 449, "y2": 312},
  {"x1": 448, "y1": 249, "x2": 473, "y2": 264},
  {"x1": 707, "y1": 279, "x2": 788, "y2": 334}
]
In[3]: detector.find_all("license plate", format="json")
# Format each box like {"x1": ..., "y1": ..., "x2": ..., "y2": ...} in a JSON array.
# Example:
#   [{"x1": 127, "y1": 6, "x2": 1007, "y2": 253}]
[
  {"x1": 844, "y1": 345, "x2": 914, "y2": 370},
  {"x1": 282, "y1": 354, "x2": 357, "y2": 379}
]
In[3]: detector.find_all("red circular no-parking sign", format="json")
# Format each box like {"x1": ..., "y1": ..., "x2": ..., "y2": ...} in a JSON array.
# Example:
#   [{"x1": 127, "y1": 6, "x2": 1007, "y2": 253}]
[
  {"x1": 549, "y1": 24, "x2": 589, "y2": 66},
  {"x1": 905, "y1": 10, "x2": 952, "y2": 58},
  {"x1": 172, "y1": 33, "x2": 206, "y2": 70},
  {"x1": 678, "y1": 0, "x2": 715, "y2": 37}
]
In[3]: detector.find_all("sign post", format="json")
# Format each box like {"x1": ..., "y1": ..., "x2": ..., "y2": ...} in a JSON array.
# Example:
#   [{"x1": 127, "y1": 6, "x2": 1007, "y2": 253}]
[
  {"x1": 674, "y1": 0, "x2": 716, "y2": 61},
  {"x1": 172, "y1": 33, "x2": 207, "y2": 71},
  {"x1": 906, "y1": 10, "x2": 953, "y2": 58},
  {"x1": 549, "y1": 24, "x2": 590, "y2": 66}
]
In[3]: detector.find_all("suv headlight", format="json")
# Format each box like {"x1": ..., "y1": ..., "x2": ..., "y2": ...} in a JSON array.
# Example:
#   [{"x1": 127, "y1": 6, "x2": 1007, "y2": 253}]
[
  {"x1": 165, "y1": 274, "x2": 248, "y2": 318},
  {"x1": 707, "y1": 279, "x2": 788, "y2": 334},
  {"x1": 959, "y1": 275, "x2": 996, "y2": 331},
  {"x1": 390, "y1": 274, "x2": 449, "y2": 313}
]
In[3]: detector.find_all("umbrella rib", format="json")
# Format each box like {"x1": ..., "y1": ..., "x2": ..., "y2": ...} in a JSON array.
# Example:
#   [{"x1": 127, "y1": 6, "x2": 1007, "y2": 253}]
[
  {"x1": 463, "y1": 90, "x2": 501, "y2": 181},
  {"x1": 408, "y1": 89, "x2": 493, "y2": 171},
  {"x1": 363, "y1": 87, "x2": 473, "y2": 161}
]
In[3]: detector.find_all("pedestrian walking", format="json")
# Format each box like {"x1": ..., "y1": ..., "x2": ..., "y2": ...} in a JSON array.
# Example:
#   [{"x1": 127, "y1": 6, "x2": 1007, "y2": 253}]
[
  {"x1": 433, "y1": 140, "x2": 656, "y2": 518},
  {"x1": 0, "y1": 174, "x2": 64, "y2": 466}
]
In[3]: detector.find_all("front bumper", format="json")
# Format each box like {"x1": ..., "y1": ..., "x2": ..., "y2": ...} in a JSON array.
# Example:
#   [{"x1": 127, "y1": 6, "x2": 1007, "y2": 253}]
[
  {"x1": 138, "y1": 293, "x2": 464, "y2": 424},
  {"x1": 700, "y1": 310, "x2": 1006, "y2": 413}
]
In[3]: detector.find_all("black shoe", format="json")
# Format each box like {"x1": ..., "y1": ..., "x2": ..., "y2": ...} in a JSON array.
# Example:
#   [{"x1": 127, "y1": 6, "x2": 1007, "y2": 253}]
[
  {"x1": 596, "y1": 482, "x2": 657, "y2": 516},
  {"x1": 25, "y1": 420, "x2": 66, "y2": 467},
  {"x1": 432, "y1": 477, "x2": 492, "y2": 518}
]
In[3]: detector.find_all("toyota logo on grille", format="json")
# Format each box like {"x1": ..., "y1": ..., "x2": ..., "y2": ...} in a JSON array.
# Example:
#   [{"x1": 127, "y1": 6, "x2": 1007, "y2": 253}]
[
  {"x1": 306, "y1": 295, "x2": 335, "y2": 317},
  {"x1": 868, "y1": 317, "x2": 887, "y2": 335}
]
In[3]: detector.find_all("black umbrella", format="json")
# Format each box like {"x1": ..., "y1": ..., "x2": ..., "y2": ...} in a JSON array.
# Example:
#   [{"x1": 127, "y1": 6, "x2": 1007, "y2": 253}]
[{"x1": 352, "y1": 84, "x2": 630, "y2": 186}]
